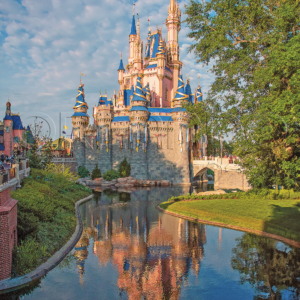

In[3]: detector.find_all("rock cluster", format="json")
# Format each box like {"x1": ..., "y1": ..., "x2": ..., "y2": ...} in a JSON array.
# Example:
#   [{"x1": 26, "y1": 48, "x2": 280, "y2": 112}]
[{"x1": 79, "y1": 177, "x2": 171, "y2": 189}]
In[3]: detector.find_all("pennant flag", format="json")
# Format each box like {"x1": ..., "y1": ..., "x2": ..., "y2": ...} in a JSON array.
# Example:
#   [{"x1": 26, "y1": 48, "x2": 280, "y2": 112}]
[
  {"x1": 63, "y1": 125, "x2": 68, "y2": 130},
  {"x1": 81, "y1": 73, "x2": 86, "y2": 76},
  {"x1": 97, "y1": 126, "x2": 99, "y2": 153},
  {"x1": 62, "y1": 131, "x2": 66, "y2": 134},
  {"x1": 144, "y1": 126, "x2": 147, "y2": 152},
  {"x1": 130, "y1": 125, "x2": 133, "y2": 150}
]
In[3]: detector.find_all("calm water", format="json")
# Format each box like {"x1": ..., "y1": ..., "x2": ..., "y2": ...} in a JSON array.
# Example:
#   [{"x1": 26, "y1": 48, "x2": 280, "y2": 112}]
[{"x1": 3, "y1": 187, "x2": 300, "y2": 300}]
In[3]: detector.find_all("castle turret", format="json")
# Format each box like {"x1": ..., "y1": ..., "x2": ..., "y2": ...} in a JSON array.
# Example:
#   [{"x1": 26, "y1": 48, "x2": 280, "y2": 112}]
[
  {"x1": 72, "y1": 80, "x2": 89, "y2": 139},
  {"x1": 118, "y1": 53, "x2": 125, "y2": 89},
  {"x1": 133, "y1": 18, "x2": 143, "y2": 71}
]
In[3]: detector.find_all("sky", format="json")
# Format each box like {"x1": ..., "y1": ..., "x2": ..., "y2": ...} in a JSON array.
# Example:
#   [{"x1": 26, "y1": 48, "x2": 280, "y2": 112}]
[{"x1": 0, "y1": 0, "x2": 215, "y2": 139}]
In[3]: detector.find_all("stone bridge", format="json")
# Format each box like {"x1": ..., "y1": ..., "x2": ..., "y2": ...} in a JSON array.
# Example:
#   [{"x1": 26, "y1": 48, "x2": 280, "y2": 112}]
[{"x1": 192, "y1": 158, "x2": 251, "y2": 191}]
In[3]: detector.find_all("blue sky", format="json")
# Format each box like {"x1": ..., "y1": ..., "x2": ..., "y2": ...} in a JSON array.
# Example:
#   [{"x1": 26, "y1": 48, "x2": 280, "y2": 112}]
[{"x1": 0, "y1": 0, "x2": 214, "y2": 139}]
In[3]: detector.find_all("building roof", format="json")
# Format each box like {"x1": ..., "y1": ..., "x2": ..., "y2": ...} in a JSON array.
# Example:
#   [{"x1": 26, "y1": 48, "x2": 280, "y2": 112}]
[
  {"x1": 132, "y1": 76, "x2": 147, "y2": 102},
  {"x1": 174, "y1": 75, "x2": 189, "y2": 101},
  {"x1": 130, "y1": 15, "x2": 136, "y2": 35},
  {"x1": 129, "y1": 106, "x2": 148, "y2": 112},
  {"x1": 148, "y1": 116, "x2": 173, "y2": 122},
  {"x1": 112, "y1": 116, "x2": 130, "y2": 123},
  {"x1": 4, "y1": 113, "x2": 12, "y2": 121},
  {"x1": 12, "y1": 115, "x2": 25, "y2": 130},
  {"x1": 148, "y1": 108, "x2": 173, "y2": 113},
  {"x1": 71, "y1": 112, "x2": 90, "y2": 117},
  {"x1": 118, "y1": 58, "x2": 125, "y2": 71},
  {"x1": 74, "y1": 83, "x2": 88, "y2": 109},
  {"x1": 151, "y1": 33, "x2": 160, "y2": 58},
  {"x1": 98, "y1": 95, "x2": 113, "y2": 106},
  {"x1": 145, "y1": 64, "x2": 157, "y2": 69},
  {"x1": 196, "y1": 86, "x2": 203, "y2": 102},
  {"x1": 172, "y1": 107, "x2": 186, "y2": 112},
  {"x1": 145, "y1": 33, "x2": 151, "y2": 58}
]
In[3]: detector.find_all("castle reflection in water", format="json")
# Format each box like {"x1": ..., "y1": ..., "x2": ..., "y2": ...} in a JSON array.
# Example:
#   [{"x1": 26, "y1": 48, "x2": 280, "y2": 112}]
[{"x1": 74, "y1": 187, "x2": 206, "y2": 299}]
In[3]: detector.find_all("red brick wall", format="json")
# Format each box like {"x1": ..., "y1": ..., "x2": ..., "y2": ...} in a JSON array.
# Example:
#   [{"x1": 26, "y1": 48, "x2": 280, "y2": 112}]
[
  {"x1": 0, "y1": 188, "x2": 10, "y2": 206},
  {"x1": 0, "y1": 187, "x2": 18, "y2": 281}
]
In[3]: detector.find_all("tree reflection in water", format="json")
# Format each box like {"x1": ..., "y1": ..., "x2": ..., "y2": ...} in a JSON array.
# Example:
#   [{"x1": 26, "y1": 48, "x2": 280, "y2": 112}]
[
  {"x1": 231, "y1": 233, "x2": 300, "y2": 300},
  {"x1": 74, "y1": 203, "x2": 206, "y2": 299}
]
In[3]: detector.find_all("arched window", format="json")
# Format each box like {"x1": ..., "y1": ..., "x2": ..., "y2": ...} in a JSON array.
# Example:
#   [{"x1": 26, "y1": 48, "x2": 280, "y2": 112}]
[{"x1": 165, "y1": 87, "x2": 168, "y2": 102}]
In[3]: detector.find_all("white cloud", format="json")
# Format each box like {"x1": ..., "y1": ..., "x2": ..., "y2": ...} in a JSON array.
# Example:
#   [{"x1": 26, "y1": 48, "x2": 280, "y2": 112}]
[{"x1": 0, "y1": 0, "x2": 216, "y2": 138}]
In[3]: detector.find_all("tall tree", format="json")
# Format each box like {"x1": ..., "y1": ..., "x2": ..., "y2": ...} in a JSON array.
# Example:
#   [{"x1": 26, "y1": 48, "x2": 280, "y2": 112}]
[{"x1": 185, "y1": 0, "x2": 300, "y2": 188}]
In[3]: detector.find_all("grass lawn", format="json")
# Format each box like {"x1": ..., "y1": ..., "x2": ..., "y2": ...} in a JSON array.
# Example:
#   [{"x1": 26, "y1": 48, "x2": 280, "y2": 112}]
[{"x1": 160, "y1": 199, "x2": 300, "y2": 242}]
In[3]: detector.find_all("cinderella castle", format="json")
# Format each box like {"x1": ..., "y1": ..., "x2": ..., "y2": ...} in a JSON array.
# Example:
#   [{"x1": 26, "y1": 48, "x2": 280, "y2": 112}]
[{"x1": 72, "y1": 0, "x2": 203, "y2": 185}]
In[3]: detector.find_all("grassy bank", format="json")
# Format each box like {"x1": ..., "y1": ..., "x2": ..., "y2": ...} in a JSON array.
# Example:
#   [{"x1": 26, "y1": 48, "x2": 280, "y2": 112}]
[
  {"x1": 11, "y1": 168, "x2": 92, "y2": 276},
  {"x1": 160, "y1": 189, "x2": 300, "y2": 243}
]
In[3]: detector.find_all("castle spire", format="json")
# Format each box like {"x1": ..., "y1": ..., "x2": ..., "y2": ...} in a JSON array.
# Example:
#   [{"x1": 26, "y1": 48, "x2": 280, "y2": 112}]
[
  {"x1": 130, "y1": 1, "x2": 136, "y2": 35},
  {"x1": 118, "y1": 52, "x2": 125, "y2": 71}
]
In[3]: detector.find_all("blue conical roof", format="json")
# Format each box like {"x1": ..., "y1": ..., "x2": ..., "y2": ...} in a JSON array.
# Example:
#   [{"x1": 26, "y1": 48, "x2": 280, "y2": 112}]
[
  {"x1": 130, "y1": 15, "x2": 136, "y2": 35},
  {"x1": 118, "y1": 58, "x2": 125, "y2": 71},
  {"x1": 73, "y1": 82, "x2": 88, "y2": 109},
  {"x1": 145, "y1": 32, "x2": 151, "y2": 58},
  {"x1": 4, "y1": 113, "x2": 12, "y2": 121},
  {"x1": 196, "y1": 86, "x2": 203, "y2": 102},
  {"x1": 98, "y1": 94, "x2": 113, "y2": 106},
  {"x1": 132, "y1": 76, "x2": 147, "y2": 102},
  {"x1": 174, "y1": 75, "x2": 188, "y2": 101}
]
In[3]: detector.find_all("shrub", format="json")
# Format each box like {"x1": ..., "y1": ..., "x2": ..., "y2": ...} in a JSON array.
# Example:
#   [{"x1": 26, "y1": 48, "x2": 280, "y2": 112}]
[
  {"x1": 91, "y1": 164, "x2": 102, "y2": 180},
  {"x1": 78, "y1": 166, "x2": 90, "y2": 178},
  {"x1": 278, "y1": 189, "x2": 290, "y2": 199},
  {"x1": 103, "y1": 170, "x2": 120, "y2": 181},
  {"x1": 45, "y1": 163, "x2": 79, "y2": 182},
  {"x1": 118, "y1": 157, "x2": 131, "y2": 178}
]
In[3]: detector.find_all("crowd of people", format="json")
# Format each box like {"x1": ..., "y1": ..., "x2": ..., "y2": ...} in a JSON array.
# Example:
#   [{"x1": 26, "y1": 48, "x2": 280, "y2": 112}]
[{"x1": 0, "y1": 153, "x2": 16, "y2": 171}]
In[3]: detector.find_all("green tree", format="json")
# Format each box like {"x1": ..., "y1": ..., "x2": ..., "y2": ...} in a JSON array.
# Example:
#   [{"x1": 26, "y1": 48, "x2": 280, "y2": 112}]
[
  {"x1": 118, "y1": 157, "x2": 131, "y2": 178},
  {"x1": 42, "y1": 139, "x2": 53, "y2": 168},
  {"x1": 91, "y1": 164, "x2": 102, "y2": 180},
  {"x1": 77, "y1": 166, "x2": 90, "y2": 178},
  {"x1": 185, "y1": 0, "x2": 300, "y2": 188}
]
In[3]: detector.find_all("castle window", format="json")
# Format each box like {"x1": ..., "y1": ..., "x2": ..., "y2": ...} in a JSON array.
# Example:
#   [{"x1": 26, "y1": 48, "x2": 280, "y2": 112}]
[{"x1": 165, "y1": 87, "x2": 168, "y2": 102}]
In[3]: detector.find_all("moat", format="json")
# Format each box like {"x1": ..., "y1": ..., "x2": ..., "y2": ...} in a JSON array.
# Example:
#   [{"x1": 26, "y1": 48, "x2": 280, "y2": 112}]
[{"x1": 5, "y1": 187, "x2": 300, "y2": 300}]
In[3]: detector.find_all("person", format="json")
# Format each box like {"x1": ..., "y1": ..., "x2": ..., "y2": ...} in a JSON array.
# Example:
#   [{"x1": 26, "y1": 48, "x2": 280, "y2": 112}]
[
  {"x1": 1, "y1": 152, "x2": 4, "y2": 163},
  {"x1": 0, "y1": 161, "x2": 4, "y2": 171}
]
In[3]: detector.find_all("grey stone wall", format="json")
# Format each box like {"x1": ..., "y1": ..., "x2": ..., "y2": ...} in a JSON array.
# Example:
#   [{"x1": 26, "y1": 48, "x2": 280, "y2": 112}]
[{"x1": 74, "y1": 121, "x2": 191, "y2": 184}]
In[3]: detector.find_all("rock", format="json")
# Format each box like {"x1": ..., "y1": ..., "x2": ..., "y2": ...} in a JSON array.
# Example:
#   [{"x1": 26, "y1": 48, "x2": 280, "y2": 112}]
[
  {"x1": 117, "y1": 177, "x2": 128, "y2": 183},
  {"x1": 94, "y1": 177, "x2": 103, "y2": 181},
  {"x1": 161, "y1": 180, "x2": 170, "y2": 186},
  {"x1": 82, "y1": 182, "x2": 86, "y2": 187},
  {"x1": 156, "y1": 181, "x2": 161, "y2": 186},
  {"x1": 197, "y1": 190, "x2": 226, "y2": 195}
]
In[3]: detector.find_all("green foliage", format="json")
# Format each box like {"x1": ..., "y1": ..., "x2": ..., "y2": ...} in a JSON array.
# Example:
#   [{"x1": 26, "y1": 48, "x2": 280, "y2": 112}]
[
  {"x1": 185, "y1": 0, "x2": 300, "y2": 188},
  {"x1": 13, "y1": 237, "x2": 48, "y2": 276},
  {"x1": 28, "y1": 138, "x2": 42, "y2": 169},
  {"x1": 77, "y1": 166, "x2": 90, "y2": 178},
  {"x1": 41, "y1": 139, "x2": 53, "y2": 168},
  {"x1": 118, "y1": 157, "x2": 131, "y2": 178},
  {"x1": 91, "y1": 164, "x2": 102, "y2": 180},
  {"x1": 11, "y1": 168, "x2": 92, "y2": 275},
  {"x1": 103, "y1": 169, "x2": 120, "y2": 181}
]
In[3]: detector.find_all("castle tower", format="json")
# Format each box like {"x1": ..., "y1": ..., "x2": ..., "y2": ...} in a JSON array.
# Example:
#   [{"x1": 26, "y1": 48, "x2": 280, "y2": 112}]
[
  {"x1": 171, "y1": 75, "x2": 191, "y2": 184},
  {"x1": 117, "y1": 54, "x2": 125, "y2": 106},
  {"x1": 156, "y1": 38, "x2": 166, "y2": 107},
  {"x1": 166, "y1": 0, "x2": 181, "y2": 104},
  {"x1": 133, "y1": 17, "x2": 143, "y2": 71},
  {"x1": 129, "y1": 76, "x2": 149, "y2": 180},
  {"x1": 195, "y1": 85, "x2": 203, "y2": 104},
  {"x1": 128, "y1": 4, "x2": 137, "y2": 68},
  {"x1": 4, "y1": 99, "x2": 13, "y2": 156},
  {"x1": 95, "y1": 91, "x2": 114, "y2": 173},
  {"x1": 72, "y1": 80, "x2": 89, "y2": 139}
]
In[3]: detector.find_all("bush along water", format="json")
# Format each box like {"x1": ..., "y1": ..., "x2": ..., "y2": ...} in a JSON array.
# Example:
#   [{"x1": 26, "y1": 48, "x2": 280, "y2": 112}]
[
  {"x1": 11, "y1": 167, "x2": 92, "y2": 276},
  {"x1": 103, "y1": 169, "x2": 120, "y2": 181},
  {"x1": 168, "y1": 189, "x2": 300, "y2": 203}
]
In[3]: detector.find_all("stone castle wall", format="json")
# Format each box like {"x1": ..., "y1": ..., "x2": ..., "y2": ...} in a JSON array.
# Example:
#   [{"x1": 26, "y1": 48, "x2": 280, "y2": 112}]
[{"x1": 74, "y1": 122, "x2": 191, "y2": 185}]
